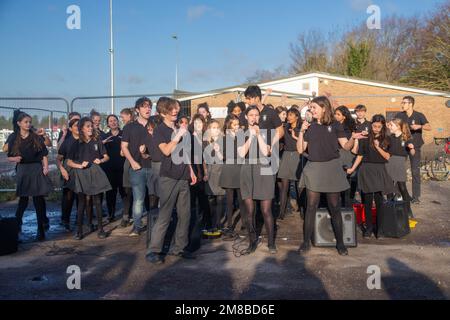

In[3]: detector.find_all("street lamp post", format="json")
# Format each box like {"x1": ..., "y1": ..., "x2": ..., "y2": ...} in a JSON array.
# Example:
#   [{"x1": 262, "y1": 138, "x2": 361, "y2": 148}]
[
  {"x1": 109, "y1": 0, "x2": 115, "y2": 114},
  {"x1": 172, "y1": 35, "x2": 178, "y2": 91}
]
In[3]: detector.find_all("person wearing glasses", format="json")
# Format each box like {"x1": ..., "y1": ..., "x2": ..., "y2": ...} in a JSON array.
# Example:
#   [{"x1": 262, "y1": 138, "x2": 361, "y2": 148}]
[
  {"x1": 121, "y1": 97, "x2": 158, "y2": 236},
  {"x1": 395, "y1": 96, "x2": 431, "y2": 204}
]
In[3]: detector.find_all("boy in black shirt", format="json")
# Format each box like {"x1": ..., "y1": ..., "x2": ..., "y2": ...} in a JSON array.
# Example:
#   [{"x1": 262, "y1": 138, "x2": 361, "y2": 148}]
[
  {"x1": 146, "y1": 98, "x2": 197, "y2": 264},
  {"x1": 395, "y1": 96, "x2": 431, "y2": 203},
  {"x1": 354, "y1": 104, "x2": 371, "y2": 133}
]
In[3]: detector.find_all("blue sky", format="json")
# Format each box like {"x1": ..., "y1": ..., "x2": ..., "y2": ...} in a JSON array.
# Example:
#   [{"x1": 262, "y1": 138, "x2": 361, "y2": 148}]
[{"x1": 0, "y1": 0, "x2": 446, "y2": 99}]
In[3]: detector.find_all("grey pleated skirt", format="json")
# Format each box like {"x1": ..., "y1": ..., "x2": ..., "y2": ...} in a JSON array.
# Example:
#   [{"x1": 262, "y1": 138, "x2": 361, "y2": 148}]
[
  {"x1": 123, "y1": 159, "x2": 131, "y2": 188},
  {"x1": 16, "y1": 163, "x2": 52, "y2": 197},
  {"x1": 278, "y1": 151, "x2": 301, "y2": 181},
  {"x1": 358, "y1": 162, "x2": 394, "y2": 194},
  {"x1": 205, "y1": 164, "x2": 226, "y2": 196},
  {"x1": 61, "y1": 161, "x2": 76, "y2": 191},
  {"x1": 339, "y1": 148, "x2": 356, "y2": 178},
  {"x1": 219, "y1": 163, "x2": 241, "y2": 189},
  {"x1": 385, "y1": 155, "x2": 407, "y2": 183},
  {"x1": 240, "y1": 163, "x2": 275, "y2": 200},
  {"x1": 299, "y1": 158, "x2": 350, "y2": 193},
  {"x1": 73, "y1": 164, "x2": 112, "y2": 196}
]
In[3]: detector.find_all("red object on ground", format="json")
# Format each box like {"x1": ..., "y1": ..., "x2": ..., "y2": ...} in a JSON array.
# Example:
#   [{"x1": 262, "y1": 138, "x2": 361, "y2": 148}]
[
  {"x1": 445, "y1": 141, "x2": 450, "y2": 154},
  {"x1": 353, "y1": 203, "x2": 377, "y2": 225}
]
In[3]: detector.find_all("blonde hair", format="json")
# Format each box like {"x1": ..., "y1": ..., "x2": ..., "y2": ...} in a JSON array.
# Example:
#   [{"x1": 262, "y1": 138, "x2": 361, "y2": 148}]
[{"x1": 392, "y1": 118, "x2": 412, "y2": 142}]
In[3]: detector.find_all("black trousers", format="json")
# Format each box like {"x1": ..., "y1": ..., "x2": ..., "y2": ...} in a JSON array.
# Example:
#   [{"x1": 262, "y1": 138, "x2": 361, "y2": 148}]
[
  {"x1": 408, "y1": 148, "x2": 421, "y2": 199},
  {"x1": 16, "y1": 196, "x2": 47, "y2": 234},
  {"x1": 105, "y1": 170, "x2": 126, "y2": 218}
]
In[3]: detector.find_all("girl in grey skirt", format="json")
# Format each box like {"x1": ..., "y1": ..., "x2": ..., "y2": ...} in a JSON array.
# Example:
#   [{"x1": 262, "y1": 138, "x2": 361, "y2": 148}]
[
  {"x1": 347, "y1": 115, "x2": 393, "y2": 238},
  {"x1": 334, "y1": 106, "x2": 358, "y2": 208},
  {"x1": 219, "y1": 115, "x2": 245, "y2": 237},
  {"x1": 7, "y1": 112, "x2": 52, "y2": 241},
  {"x1": 277, "y1": 108, "x2": 302, "y2": 220},
  {"x1": 386, "y1": 118, "x2": 415, "y2": 217},
  {"x1": 204, "y1": 120, "x2": 226, "y2": 234},
  {"x1": 297, "y1": 96, "x2": 365, "y2": 256},
  {"x1": 238, "y1": 106, "x2": 277, "y2": 255},
  {"x1": 67, "y1": 117, "x2": 112, "y2": 240}
]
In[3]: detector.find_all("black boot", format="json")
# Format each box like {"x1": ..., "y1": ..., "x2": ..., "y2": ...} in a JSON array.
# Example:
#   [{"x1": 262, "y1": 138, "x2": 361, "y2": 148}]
[{"x1": 243, "y1": 231, "x2": 258, "y2": 255}]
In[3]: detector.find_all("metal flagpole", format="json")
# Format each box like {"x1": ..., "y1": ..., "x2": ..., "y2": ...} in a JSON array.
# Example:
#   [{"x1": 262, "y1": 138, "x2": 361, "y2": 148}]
[{"x1": 109, "y1": 0, "x2": 115, "y2": 114}]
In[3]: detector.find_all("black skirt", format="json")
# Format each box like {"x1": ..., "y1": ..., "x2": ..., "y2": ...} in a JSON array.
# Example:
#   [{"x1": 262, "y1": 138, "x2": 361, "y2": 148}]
[
  {"x1": 62, "y1": 161, "x2": 76, "y2": 191},
  {"x1": 358, "y1": 162, "x2": 394, "y2": 194},
  {"x1": 73, "y1": 164, "x2": 112, "y2": 195},
  {"x1": 16, "y1": 163, "x2": 52, "y2": 197}
]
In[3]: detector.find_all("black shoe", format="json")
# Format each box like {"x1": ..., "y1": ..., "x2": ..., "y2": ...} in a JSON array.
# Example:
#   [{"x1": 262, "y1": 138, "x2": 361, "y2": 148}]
[
  {"x1": 242, "y1": 240, "x2": 258, "y2": 255},
  {"x1": 297, "y1": 243, "x2": 311, "y2": 255},
  {"x1": 146, "y1": 252, "x2": 164, "y2": 264},
  {"x1": 120, "y1": 219, "x2": 129, "y2": 228},
  {"x1": 74, "y1": 232, "x2": 83, "y2": 240},
  {"x1": 411, "y1": 198, "x2": 421, "y2": 204},
  {"x1": 363, "y1": 228, "x2": 374, "y2": 238},
  {"x1": 97, "y1": 230, "x2": 107, "y2": 239},
  {"x1": 337, "y1": 246, "x2": 348, "y2": 256}
]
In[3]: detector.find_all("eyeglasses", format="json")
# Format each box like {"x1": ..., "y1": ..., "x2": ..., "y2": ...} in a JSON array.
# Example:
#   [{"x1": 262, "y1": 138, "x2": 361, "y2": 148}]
[{"x1": 400, "y1": 102, "x2": 411, "y2": 105}]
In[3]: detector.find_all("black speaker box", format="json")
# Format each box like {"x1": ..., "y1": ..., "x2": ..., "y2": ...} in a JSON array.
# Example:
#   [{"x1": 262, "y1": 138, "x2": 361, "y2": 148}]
[
  {"x1": 314, "y1": 208, "x2": 357, "y2": 247},
  {"x1": 0, "y1": 217, "x2": 19, "y2": 256},
  {"x1": 378, "y1": 200, "x2": 411, "y2": 238}
]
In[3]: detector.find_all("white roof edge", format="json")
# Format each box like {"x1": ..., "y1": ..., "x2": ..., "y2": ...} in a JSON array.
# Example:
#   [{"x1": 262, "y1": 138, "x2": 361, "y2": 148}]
[{"x1": 259, "y1": 72, "x2": 450, "y2": 97}]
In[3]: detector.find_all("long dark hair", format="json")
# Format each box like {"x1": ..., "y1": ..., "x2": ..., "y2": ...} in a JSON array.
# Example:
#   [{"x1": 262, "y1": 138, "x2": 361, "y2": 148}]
[
  {"x1": 369, "y1": 114, "x2": 389, "y2": 149},
  {"x1": 335, "y1": 105, "x2": 356, "y2": 132},
  {"x1": 11, "y1": 112, "x2": 44, "y2": 155},
  {"x1": 287, "y1": 108, "x2": 301, "y2": 129}
]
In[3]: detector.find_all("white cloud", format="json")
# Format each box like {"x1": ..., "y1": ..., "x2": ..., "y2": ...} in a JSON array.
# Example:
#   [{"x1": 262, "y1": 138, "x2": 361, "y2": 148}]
[
  {"x1": 187, "y1": 5, "x2": 211, "y2": 22},
  {"x1": 348, "y1": 0, "x2": 373, "y2": 11}
]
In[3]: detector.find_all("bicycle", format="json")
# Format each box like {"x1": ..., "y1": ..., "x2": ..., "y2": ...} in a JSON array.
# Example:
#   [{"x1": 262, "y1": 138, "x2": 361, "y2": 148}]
[{"x1": 427, "y1": 137, "x2": 449, "y2": 181}]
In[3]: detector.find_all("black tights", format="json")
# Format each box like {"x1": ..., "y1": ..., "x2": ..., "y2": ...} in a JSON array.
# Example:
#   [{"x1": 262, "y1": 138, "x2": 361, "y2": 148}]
[
  {"x1": 77, "y1": 193, "x2": 103, "y2": 234},
  {"x1": 303, "y1": 190, "x2": 345, "y2": 248},
  {"x1": 224, "y1": 189, "x2": 244, "y2": 229},
  {"x1": 61, "y1": 188, "x2": 76, "y2": 224},
  {"x1": 361, "y1": 191, "x2": 383, "y2": 232},
  {"x1": 243, "y1": 199, "x2": 275, "y2": 247},
  {"x1": 208, "y1": 195, "x2": 225, "y2": 231},
  {"x1": 279, "y1": 179, "x2": 298, "y2": 219},
  {"x1": 16, "y1": 196, "x2": 47, "y2": 234},
  {"x1": 388, "y1": 181, "x2": 413, "y2": 217}
]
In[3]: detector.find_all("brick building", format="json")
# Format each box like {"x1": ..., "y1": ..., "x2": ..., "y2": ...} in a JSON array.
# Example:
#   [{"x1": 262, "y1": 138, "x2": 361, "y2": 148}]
[{"x1": 179, "y1": 72, "x2": 450, "y2": 145}]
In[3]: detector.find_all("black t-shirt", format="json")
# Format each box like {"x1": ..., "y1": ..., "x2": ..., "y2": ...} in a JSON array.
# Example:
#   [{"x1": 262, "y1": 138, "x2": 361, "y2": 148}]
[
  {"x1": 147, "y1": 134, "x2": 162, "y2": 163},
  {"x1": 389, "y1": 134, "x2": 413, "y2": 157},
  {"x1": 283, "y1": 125, "x2": 301, "y2": 152},
  {"x1": 7, "y1": 133, "x2": 48, "y2": 163},
  {"x1": 304, "y1": 121, "x2": 346, "y2": 162},
  {"x1": 223, "y1": 133, "x2": 241, "y2": 162},
  {"x1": 355, "y1": 120, "x2": 371, "y2": 133},
  {"x1": 58, "y1": 135, "x2": 78, "y2": 159},
  {"x1": 103, "y1": 130, "x2": 125, "y2": 171},
  {"x1": 357, "y1": 137, "x2": 391, "y2": 163},
  {"x1": 395, "y1": 111, "x2": 429, "y2": 148},
  {"x1": 258, "y1": 105, "x2": 283, "y2": 145},
  {"x1": 68, "y1": 139, "x2": 107, "y2": 164},
  {"x1": 153, "y1": 122, "x2": 190, "y2": 180},
  {"x1": 122, "y1": 121, "x2": 152, "y2": 168}
]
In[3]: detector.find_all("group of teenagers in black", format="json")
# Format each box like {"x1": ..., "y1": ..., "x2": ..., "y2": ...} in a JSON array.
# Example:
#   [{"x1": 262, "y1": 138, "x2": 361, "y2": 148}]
[{"x1": 6, "y1": 84, "x2": 431, "y2": 262}]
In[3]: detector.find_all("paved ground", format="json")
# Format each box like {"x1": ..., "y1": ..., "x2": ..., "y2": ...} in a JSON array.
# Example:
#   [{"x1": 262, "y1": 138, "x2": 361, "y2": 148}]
[{"x1": 0, "y1": 180, "x2": 449, "y2": 300}]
